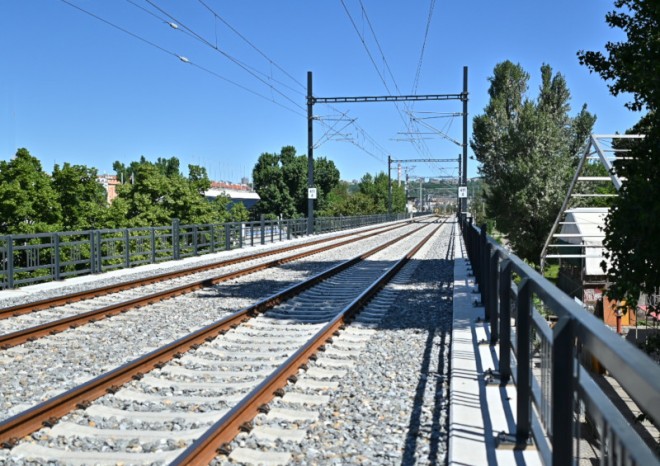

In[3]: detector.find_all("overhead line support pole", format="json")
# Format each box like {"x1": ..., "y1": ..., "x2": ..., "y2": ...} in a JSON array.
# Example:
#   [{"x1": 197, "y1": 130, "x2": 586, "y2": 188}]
[
  {"x1": 388, "y1": 155, "x2": 392, "y2": 215},
  {"x1": 307, "y1": 71, "x2": 314, "y2": 235},
  {"x1": 462, "y1": 66, "x2": 469, "y2": 213}
]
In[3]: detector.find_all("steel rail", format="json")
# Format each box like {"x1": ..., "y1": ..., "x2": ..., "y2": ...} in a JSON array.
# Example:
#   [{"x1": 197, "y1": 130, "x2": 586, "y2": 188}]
[
  {"x1": 0, "y1": 223, "x2": 412, "y2": 349},
  {"x1": 0, "y1": 221, "x2": 409, "y2": 320},
  {"x1": 171, "y1": 220, "x2": 445, "y2": 464},
  {"x1": 0, "y1": 221, "x2": 433, "y2": 446}
]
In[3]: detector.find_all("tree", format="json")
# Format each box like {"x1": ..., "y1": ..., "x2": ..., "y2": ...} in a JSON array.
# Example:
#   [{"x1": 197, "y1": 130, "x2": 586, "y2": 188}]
[
  {"x1": 251, "y1": 146, "x2": 340, "y2": 219},
  {"x1": 252, "y1": 150, "x2": 296, "y2": 219},
  {"x1": 52, "y1": 163, "x2": 108, "y2": 230},
  {"x1": 110, "y1": 157, "x2": 214, "y2": 227},
  {"x1": 471, "y1": 61, "x2": 596, "y2": 263},
  {"x1": 0, "y1": 148, "x2": 62, "y2": 234},
  {"x1": 577, "y1": 1, "x2": 659, "y2": 306},
  {"x1": 187, "y1": 164, "x2": 212, "y2": 195}
]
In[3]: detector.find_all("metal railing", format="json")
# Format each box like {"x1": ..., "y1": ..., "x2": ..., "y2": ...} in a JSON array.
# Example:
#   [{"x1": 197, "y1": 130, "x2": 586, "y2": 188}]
[
  {"x1": 459, "y1": 214, "x2": 660, "y2": 466},
  {"x1": 0, "y1": 213, "x2": 415, "y2": 290}
]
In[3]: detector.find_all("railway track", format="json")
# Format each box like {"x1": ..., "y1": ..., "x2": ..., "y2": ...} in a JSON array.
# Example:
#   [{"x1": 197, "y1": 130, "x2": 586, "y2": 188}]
[
  {"x1": 0, "y1": 217, "x2": 450, "y2": 465},
  {"x1": 0, "y1": 221, "x2": 413, "y2": 349}
]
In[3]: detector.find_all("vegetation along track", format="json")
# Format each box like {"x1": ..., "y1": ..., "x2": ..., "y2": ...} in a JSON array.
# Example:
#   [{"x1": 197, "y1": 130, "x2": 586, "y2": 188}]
[
  {"x1": 0, "y1": 217, "x2": 447, "y2": 465},
  {"x1": 0, "y1": 221, "x2": 413, "y2": 349}
]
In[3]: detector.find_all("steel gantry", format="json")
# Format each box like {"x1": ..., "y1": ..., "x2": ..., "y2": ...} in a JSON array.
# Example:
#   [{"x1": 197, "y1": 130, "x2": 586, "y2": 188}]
[
  {"x1": 387, "y1": 157, "x2": 460, "y2": 214},
  {"x1": 305, "y1": 68, "x2": 469, "y2": 234}
]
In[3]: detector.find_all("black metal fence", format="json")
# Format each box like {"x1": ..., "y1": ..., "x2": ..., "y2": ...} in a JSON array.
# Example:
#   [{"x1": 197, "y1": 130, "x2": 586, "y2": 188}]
[
  {"x1": 0, "y1": 213, "x2": 414, "y2": 290},
  {"x1": 459, "y1": 214, "x2": 659, "y2": 466}
]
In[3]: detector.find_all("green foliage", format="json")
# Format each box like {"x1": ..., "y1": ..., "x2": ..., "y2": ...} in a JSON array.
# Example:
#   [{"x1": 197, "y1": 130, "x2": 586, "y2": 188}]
[
  {"x1": 52, "y1": 163, "x2": 108, "y2": 230},
  {"x1": 0, "y1": 148, "x2": 62, "y2": 234},
  {"x1": 251, "y1": 146, "x2": 340, "y2": 219},
  {"x1": 578, "y1": 1, "x2": 660, "y2": 307},
  {"x1": 577, "y1": 0, "x2": 659, "y2": 114},
  {"x1": 319, "y1": 173, "x2": 406, "y2": 216},
  {"x1": 471, "y1": 61, "x2": 595, "y2": 264},
  {"x1": 228, "y1": 202, "x2": 250, "y2": 222},
  {"x1": 110, "y1": 157, "x2": 215, "y2": 227}
]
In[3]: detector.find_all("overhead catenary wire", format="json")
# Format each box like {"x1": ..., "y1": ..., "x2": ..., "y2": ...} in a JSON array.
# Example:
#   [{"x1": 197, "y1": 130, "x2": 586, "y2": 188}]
[
  {"x1": 196, "y1": 0, "x2": 306, "y2": 91},
  {"x1": 125, "y1": 0, "x2": 305, "y2": 97},
  {"x1": 412, "y1": 0, "x2": 437, "y2": 95},
  {"x1": 61, "y1": 0, "x2": 395, "y2": 166},
  {"x1": 142, "y1": 0, "x2": 306, "y2": 113},
  {"x1": 341, "y1": 0, "x2": 436, "y2": 162},
  {"x1": 192, "y1": 0, "x2": 397, "y2": 163},
  {"x1": 58, "y1": 0, "x2": 306, "y2": 117}
]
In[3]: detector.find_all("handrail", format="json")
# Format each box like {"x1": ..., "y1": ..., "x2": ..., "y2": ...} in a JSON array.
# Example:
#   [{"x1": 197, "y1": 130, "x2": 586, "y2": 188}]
[{"x1": 458, "y1": 213, "x2": 660, "y2": 466}]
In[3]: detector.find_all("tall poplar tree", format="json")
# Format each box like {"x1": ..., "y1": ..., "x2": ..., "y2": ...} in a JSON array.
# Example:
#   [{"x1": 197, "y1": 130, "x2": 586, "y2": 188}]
[{"x1": 471, "y1": 61, "x2": 596, "y2": 263}]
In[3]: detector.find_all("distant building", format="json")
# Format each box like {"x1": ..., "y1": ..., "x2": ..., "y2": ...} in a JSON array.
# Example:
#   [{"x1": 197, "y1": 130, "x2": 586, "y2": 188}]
[
  {"x1": 97, "y1": 175, "x2": 120, "y2": 204},
  {"x1": 204, "y1": 181, "x2": 260, "y2": 209}
]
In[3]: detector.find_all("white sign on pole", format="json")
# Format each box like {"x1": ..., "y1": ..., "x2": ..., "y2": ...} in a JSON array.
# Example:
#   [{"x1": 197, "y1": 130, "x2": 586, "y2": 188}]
[
  {"x1": 308, "y1": 188, "x2": 318, "y2": 199},
  {"x1": 458, "y1": 186, "x2": 468, "y2": 198}
]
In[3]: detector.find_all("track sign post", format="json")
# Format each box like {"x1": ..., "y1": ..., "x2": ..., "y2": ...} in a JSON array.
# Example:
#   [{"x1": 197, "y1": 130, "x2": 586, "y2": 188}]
[
  {"x1": 308, "y1": 188, "x2": 317, "y2": 199},
  {"x1": 458, "y1": 186, "x2": 468, "y2": 198}
]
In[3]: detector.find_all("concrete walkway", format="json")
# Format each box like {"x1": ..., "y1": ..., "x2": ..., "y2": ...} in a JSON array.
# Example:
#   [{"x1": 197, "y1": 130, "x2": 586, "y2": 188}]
[{"x1": 448, "y1": 221, "x2": 542, "y2": 466}]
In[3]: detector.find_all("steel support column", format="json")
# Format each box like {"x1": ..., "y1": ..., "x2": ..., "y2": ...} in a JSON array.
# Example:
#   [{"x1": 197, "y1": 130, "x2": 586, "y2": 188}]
[
  {"x1": 307, "y1": 71, "x2": 314, "y2": 235},
  {"x1": 461, "y1": 66, "x2": 469, "y2": 213}
]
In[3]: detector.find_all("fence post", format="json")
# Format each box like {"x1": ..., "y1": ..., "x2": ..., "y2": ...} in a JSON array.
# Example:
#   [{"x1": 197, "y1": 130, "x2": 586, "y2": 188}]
[
  {"x1": 53, "y1": 234, "x2": 60, "y2": 281},
  {"x1": 515, "y1": 278, "x2": 532, "y2": 445},
  {"x1": 489, "y1": 249, "x2": 499, "y2": 344},
  {"x1": 7, "y1": 238, "x2": 14, "y2": 289},
  {"x1": 193, "y1": 225, "x2": 198, "y2": 256},
  {"x1": 210, "y1": 225, "x2": 215, "y2": 253},
  {"x1": 124, "y1": 229, "x2": 130, "y2": 268},
  {"x1": 225, "y1": 224, "x2": 231, "y2": 251},
  {"x1": 95, "y1": 231, "x2": 103, "y2": 273},
  {"x1": 499, "y1": 259, "x2": 512, "y2": 383},
  {"x1": 287, "y1": 220, "x2": 292, "y2": 240},
  {"x1": 260, "y1": 215, "x2": 265, "y2": 245},
  {"x1": 479, "y1": 224, "x2": 488, "y2": 313},
  {"x1": 551, "y1": 316, "x2": 575, "y2": 465},
  {"x1": 90, "y1": 231, "x2": 98, "y2": 274},
  {"x1": 172, "y1": 218, "x2": 180, "y2": 260},
  {"x1": 150, "y1": 228, "x2": 156, "y2": 264}
]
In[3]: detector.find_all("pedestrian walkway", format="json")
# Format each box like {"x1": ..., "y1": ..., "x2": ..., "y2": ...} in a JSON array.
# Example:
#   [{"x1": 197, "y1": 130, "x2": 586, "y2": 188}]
[{"x1": 448, "y1": 221, "x2": 542, "y2": 465}]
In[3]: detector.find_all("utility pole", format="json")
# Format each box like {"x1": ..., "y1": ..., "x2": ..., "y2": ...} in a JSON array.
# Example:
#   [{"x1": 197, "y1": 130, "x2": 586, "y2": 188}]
[
  {"x1": 307, "y1": 71, "x2": 314, "y2": 235},
  {"x1": 461, "y1": 66, "x2": 469, "y2": 213},
  {"x1": 387, "y1": 155, "x2": 392, "y2": 215}
]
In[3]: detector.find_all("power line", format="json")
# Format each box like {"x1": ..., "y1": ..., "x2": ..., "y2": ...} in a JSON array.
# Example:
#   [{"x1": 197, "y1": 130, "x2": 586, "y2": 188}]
[
  {"x1": 197, "y1": 0, "x2": 306, "y2": 91},
  {"x1": 412, "y1": 0, "x2": 437, "y2": 95},
  {"x1": 58, "y1": 0, "x2": 306, "y2": 117},
  {"x1": 142, "y1": 0, "x2": 306, "y2": 112},
  {"x1": 60, "y1": 0, "x2": 179, "y2": 60},
  {"x1": 343, "y1": 1, "x2": 439, "y2": 160},
  {"x1": 340, "y1": 0, "x2": 430, "y2": 160}
]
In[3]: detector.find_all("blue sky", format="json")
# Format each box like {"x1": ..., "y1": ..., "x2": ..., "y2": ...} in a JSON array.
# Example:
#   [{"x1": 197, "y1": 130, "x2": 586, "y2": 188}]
[{"x1": 1, "y1": 1, "x2": 641, "y2": 183}]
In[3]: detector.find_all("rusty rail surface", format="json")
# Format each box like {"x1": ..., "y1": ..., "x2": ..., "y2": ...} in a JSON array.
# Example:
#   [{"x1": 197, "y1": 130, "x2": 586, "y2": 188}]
[{"x1": 0, "y1": 221, "x2": 436, "y2": 446}]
